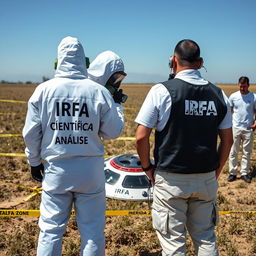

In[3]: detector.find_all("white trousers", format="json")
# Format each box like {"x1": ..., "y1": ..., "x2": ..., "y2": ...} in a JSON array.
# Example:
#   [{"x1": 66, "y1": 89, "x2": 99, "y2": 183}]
[
  {"x1": 152, "y1": 171, "x2": 219, "y2": 256},
  {"x1": 37, "y1": 189, "x2": 106, "y2": 256},
  {"x1": 229, "y1": 127, "x2": 254, "y2": 176},
  {"x1": 37, "y1": 157, "x2": 106, "y2": 256}
]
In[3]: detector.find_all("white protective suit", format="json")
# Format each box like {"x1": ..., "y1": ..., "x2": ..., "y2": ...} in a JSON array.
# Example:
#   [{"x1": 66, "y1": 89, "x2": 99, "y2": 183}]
[
  {"x1": 23, "y1": 37, "x2": 124, "y2": 256},
  {"x1": 88, "y1": 50, "x2": 125, "y2": 86}
]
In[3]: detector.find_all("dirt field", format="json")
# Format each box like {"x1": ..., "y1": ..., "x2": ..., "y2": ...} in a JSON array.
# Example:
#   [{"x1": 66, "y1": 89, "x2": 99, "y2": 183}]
[{"x1": 0, "y1": 82, "x2": 256, "y2": 256}]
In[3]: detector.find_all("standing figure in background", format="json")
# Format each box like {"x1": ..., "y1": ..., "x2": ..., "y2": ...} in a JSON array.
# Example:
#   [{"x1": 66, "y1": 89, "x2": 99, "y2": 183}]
[
  {"x1": 228, "y1": 76, "x2": 256, "y2": 183},
  {"x1": 23, "y1": 36, "x2": 125, "y2": 256},
  {"x1": 135, "y1": 39, "x2": 233, "y2": 255}
]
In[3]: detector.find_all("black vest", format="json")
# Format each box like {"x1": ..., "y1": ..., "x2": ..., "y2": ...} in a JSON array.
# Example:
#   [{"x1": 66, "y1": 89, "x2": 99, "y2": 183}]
[{"x1": 154, "y1": 78, "x2": 227, "y2": 174}]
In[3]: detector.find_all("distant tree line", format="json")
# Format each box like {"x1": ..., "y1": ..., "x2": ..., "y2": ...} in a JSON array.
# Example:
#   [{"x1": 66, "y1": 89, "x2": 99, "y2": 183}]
[
  {"x1": 1, "y1": 80, "x2": 33, "y2": 84},
  {"x1": 1, "y1": 76, "x2": 50, "y2": 84}
]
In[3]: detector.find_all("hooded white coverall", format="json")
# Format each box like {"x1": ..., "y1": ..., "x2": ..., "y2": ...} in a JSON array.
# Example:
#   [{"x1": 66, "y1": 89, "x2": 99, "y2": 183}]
[
  {"x1": 88, "y1": 50, "x2": 125, "y2": 86},
  {"x1": 23, "y1": 37, "x2": 124, "y2": 256}
]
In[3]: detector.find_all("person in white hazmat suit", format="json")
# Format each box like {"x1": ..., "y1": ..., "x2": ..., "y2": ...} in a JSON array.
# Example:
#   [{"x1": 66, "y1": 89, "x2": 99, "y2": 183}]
[
  {"x1": 22, "y1": 36, "x2": 125, "y2": 256},
  {"x1": 88, "y1": 50, "x2": 128, "y2": 105}
]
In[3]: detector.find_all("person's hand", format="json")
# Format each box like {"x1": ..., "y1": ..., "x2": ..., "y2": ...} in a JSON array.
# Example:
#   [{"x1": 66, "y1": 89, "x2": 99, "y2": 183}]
[
  {"x1": 30, "y1": 163, "x2": 44, "y2": 182},
  {"x1": 113, "y1": 89, "x2": 128, "y2": 104},
  {"x1": 142, "y1": 163, "x2": 156, "y2": 185},
  {"x1": 248, "y1": 123, "x2": 256, "y2": 131},
  {"x1": 144, "y1": 168, "x2": 155, "y2": 185}
]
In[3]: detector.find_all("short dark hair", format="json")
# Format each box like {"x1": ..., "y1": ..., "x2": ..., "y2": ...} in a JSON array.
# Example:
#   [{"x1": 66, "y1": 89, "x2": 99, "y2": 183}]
[
  {"x1": 174, "y1": 39, "x2": 201, "y2": 66},
  {"x1": 239, "y1": 76, "x2": 249, "y2": 85}
]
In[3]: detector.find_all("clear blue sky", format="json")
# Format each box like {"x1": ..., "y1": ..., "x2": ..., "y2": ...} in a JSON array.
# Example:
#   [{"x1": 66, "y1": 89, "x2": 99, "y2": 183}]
[{"x1": 0, "y1": 0, "x2": 255, "y2": 84}]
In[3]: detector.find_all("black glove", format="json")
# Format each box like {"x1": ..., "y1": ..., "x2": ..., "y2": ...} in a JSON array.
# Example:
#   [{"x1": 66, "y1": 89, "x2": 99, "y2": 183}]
[
  {"x1": 113, "y1": 89, "x2": 128, "y2": 104},
  {"x1": 31, "y1": 163, "x2": 44, "y2": 182}
]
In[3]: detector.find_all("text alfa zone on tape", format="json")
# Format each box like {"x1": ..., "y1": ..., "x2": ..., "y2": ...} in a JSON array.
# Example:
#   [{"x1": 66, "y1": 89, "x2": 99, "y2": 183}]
[
  {"x1": 0, "y1": 210, "x2": 151, "y2": 217},
  {"x1": 0, "y1": 209, "x2": 256, "y2": 217}
]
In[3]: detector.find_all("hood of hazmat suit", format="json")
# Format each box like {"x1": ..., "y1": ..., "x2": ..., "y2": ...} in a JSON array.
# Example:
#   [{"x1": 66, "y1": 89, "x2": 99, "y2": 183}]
[
  {"x1": 55, "y1": 36, "x2": 88, "y2": 79},
  {"x1": 88, "y1": 51, "x2": 125, "y2": 86}
]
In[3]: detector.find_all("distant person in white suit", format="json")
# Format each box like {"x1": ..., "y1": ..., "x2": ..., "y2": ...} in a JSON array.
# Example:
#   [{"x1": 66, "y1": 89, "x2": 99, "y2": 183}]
[{"x1": 228, "y1": 76, "x2": 256, "y2": 183}]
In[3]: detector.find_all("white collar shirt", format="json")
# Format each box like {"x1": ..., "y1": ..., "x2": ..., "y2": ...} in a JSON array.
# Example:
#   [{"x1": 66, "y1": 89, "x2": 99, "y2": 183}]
[{"x1": 135, "y1": 69, "x2": 232, "y2": 131}]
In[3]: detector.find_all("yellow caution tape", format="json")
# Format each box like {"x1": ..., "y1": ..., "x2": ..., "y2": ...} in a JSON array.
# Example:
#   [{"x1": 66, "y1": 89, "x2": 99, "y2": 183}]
[
  {"x1": 124, "y1": 114, "x2": 135, "y2": 117},
  {"x1": 0, "y1": 210, "x2": 40, "y2": 217},
  {"x1": 0, "y1": 134, "x2": 154, "y2": 141},
  {"x1": 0, "y1": 153, "x2": 26, "y2": 157},
  {"x1": 0, "y1": 153, "x2": 112, "y2": 158},
  {"x1": 0, "y1": 209, "x2": 151, "y2": 217},
  {"x1": 23, "y1": 191, "x2": 42, "y2": 202},
  {"x1": 0, "y1": 112, "x2": 26, "y2": 115},
  {"x1": 115, "y1": 137, "x2": 136, "y2": 141},
  {"x1": 1, "y1": 134, "x2": 126, "y2": 139},
  {"x1": 219, "y1": 211, "x2": 256, "y2": 215},
  {"x1": 0, "y1": 134, "x2": 22, "y2": 137},
  {"x1": 0, "y1": 182, "x2": 42, "y2": 207},
  {"x1": 114, "y1": 137, "x2": 154, "y2": 141},
  {"x1": 106, "y1": 210, "x2": 151, "y2": 216},
  {"x1": 0, "y1": 100, "x2": 139, "y2": 114},
  {"x1": 0, "y1": 181, "x2": 41, "y2": 192},
  {"x1": 0, "y1": 135, "x2": 137, "y2": 140},
  {"x1": 0, "y1": 209, "x2": 256, "y2": 217},
  {"x1": 0, "y1": 99, "x2": 137, "y2": 107},
  {"x1": 18, "y1": 186, "x2": 41, "y2": 192},
  {"x1": 0, "y1": 99, "x2": 27, "y2": 104},
  {"x1": 0, "y1": 134, "x2": 155, "y2": 142},
  {"x1": 124, "y1": 107, "x2": 136, "y2": 110}
]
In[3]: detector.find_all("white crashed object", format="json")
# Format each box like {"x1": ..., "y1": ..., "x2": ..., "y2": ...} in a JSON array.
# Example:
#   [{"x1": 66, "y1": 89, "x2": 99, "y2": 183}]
[{"x1": 104, "y1": 154, "x2": 153, "y2": 201}]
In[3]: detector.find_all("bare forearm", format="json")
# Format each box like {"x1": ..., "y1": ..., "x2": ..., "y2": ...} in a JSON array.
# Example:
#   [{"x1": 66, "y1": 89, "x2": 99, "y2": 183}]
[
  {"x1": 135, "y1": 125, "x2": 152, "y2": 166},
  {"x1": 135, "y1": 125, "x2": 155, "y2": 184},
  {"x1": 216, "y1": 142, "x2": 231, "y2": 178},
  {"x1": 136, "y1": 137, "x2": 151, "y2": 168}
]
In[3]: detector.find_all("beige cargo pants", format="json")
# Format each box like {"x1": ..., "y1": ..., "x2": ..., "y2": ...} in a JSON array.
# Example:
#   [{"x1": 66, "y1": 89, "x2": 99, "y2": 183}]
[
  {"x1": 152, "y1": 170, "x2": 219, "y2": 256},
  {"x1": 229, "y1": 127, "x2": 254, "y2": 176}
]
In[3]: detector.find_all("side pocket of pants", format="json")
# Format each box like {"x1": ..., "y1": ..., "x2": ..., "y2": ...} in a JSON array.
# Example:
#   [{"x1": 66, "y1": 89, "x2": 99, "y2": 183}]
[
  {"x1": 206, "y1": 176, "x2": 218, "y2": 201},
  {"x1": 212, "y1": 202, "x2": 219, "y2": 226},
  {"x1": 152, "y1": 207, "x2": 169, "y2": 235}
]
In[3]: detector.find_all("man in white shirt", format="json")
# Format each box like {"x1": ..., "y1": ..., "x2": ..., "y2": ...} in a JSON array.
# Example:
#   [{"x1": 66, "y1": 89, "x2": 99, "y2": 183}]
[
  {"x1": 135, "y1": 39, "x2": 233, "y2": 256},
  {"x1": 23, "y1": 37, "x2": 125, "y2": 256},
  {"x1": 228, "y1": 76, "x2": 256, "y2": 183}
]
